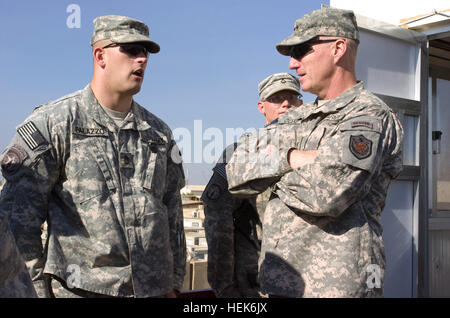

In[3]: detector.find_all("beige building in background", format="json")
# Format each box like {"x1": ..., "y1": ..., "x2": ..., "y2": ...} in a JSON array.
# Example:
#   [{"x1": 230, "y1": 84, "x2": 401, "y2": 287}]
[{"x1": 180, "y1": 185, "x2": 211, "y2": 291}]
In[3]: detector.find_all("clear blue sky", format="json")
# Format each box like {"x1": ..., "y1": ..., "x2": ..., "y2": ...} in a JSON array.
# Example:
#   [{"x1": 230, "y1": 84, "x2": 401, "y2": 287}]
[{"x1": 0, "y1": 0, "x2": 327, "y2": 184}]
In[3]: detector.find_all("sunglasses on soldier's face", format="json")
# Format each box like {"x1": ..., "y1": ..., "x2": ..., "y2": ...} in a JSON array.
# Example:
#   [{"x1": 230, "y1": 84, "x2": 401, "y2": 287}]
[
  {"x1": 266, "y1": 93, "x2": 301, "y2": 104},
  {"x1": 289, "y1": 39, "x2": 338, "y2": 60},
  {"x1": 103, "y1": 43, "x2": 149, "y2": 57}
]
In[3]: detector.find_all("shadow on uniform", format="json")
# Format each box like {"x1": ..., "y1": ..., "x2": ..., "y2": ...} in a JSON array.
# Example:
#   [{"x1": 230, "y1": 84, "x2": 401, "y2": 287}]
[
  {"x1": 0, "y1": 214, "x2": 37, "y2": 297},
  {"x1": 290, "y1": 200, "x2": 375, "y2": 237},
  {"x1": 46, "y1": 194, "x2": 91, "y2": 238},
  {"x1": 259, "y1": 252, "x2": 305, "y2": 298}
]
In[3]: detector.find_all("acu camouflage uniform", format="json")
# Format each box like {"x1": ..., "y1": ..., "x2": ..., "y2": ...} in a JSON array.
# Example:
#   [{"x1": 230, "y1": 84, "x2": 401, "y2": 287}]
[
  {"x1": 0, "y1": 85, "x2": 186, "y2": 297},
  {"x1": 227, "y1": 81, "x2": 404, "y2": 297},
  {"x1": 0, "y1": 212, "x2": 37, "y2": 297},
  {"x1": 202, "y1": 72, "x2": 300, "y2": 298},
  {"x1": 202, "y1": 143, "x2": 270, "y2": 298}
]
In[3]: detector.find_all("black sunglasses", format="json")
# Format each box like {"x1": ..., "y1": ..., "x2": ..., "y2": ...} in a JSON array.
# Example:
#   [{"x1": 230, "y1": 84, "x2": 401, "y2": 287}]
[
  {"x1": 266, "y1": 93, "x2": 301, "y2": 104},
  {"x1": 289, "y1": 39, "x2": 337, "y2": 60},
  {"x1": 103, "y1": 43, "x2": 149, "y2": 57}
]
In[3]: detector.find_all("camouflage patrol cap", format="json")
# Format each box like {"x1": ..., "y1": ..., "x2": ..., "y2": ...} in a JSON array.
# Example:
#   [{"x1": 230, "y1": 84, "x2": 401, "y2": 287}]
[
  {"x1": 258, "y1": 73, "x2": 301, "y2": 100},
  {"x1": 90, "y1": 15, "x2": 160, "y2": 53},
  {"x1": 276, "y1": 7, "x2": 359, "y2": 56}
]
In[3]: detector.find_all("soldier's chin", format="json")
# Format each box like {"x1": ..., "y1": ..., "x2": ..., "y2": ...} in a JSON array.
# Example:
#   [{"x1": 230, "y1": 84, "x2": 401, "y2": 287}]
[{"x1": 126, "y1": 85, "x2": 142, "y2": 96}]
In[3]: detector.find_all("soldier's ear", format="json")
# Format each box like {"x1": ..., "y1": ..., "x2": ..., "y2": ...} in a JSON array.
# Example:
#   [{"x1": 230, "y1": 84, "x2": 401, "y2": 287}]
[
  {"x1": 257, "y1": 100, "x2": 266, "y2": 116},
  {"x1": 333, "y1": 38, "x2": 348, "y2": 64},
  {"x1": 93, "y1": 47, "x2": 107, "y2": 68}
]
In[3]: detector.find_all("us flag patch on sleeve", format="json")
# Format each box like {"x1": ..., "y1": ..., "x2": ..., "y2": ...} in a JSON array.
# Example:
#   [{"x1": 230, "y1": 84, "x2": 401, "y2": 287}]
[{"x1": 17, "y1": 122, "x2": 48, "y2": 151}]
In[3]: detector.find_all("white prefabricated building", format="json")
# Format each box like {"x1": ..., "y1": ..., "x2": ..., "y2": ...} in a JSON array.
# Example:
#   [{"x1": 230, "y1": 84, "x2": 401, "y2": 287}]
[{"x1": 329, "y1": 0, "x2": 450, "y2": 297}]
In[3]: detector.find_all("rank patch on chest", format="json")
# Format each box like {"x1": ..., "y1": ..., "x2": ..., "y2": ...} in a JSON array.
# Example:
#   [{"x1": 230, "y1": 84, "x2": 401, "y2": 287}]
[
  {"x1": 349, "y1": 135, "x2": 372, "y2": 160},
  {"x1": 120, "y1": 152, "x2": 134, "y2": 169},
  {"x1": 17, "y1": 122, "x2": 48, "y2": 151}
]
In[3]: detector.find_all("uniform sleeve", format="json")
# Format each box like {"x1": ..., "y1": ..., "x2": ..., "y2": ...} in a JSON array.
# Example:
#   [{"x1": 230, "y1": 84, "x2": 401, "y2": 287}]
[
  {"x1": 0, "y1": 213, "x2": 38, "y2": 298},
  {"x1": 275, "y1": 112, "x2": 403, "y2": 217},
  {"x1": 226, "y1": 128, "x2": 294, "y2": 197},
  {"x1": 202, "y1": 168, "x2": 244, "y2": 297},
  {"x1": 0, "y1": 113, "x2": 61, "y2": 297},
  {"x1": 163, "y1": 139, "x2": 186, "y2": 291}
]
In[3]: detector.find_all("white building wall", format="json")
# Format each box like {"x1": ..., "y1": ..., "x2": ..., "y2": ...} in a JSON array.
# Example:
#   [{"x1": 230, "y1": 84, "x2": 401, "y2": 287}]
[{"x1": 330, "y1": 0, "x2": 449, "y2": 25}]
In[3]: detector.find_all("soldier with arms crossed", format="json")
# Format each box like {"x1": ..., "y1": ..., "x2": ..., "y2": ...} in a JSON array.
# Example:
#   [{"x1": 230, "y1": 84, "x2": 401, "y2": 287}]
[
  {"x1": 202, "y1": 73, "x2": 302, "y2": 297},
  {"x1": 226, "y1": 8, "x2": 403, "y2": 297}
]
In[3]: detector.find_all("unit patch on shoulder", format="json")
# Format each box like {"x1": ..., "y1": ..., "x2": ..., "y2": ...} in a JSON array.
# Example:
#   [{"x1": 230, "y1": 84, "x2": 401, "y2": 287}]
[
  {"x1": 349, "y1": 135, "x2": 372, "y2": 160},
  {"x1": 1, "y1": 144, "x2": 28, "y2": 174},
  {"x1": 205, "y1": 184, "x2": 222, "y2": 201},
  {"x1": 17, "y1": 122, "x2": 48, "y2": 151}
]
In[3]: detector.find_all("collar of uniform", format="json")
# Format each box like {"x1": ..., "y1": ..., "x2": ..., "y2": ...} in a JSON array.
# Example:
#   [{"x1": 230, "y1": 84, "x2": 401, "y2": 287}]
[
  {"x1": 102, "y1": 101, "x2": 152, "y2": 132},
  {"x1": 82, "y1": 85, "x2": 151, "y2": 132},
  {"x1": 82, "y1": 85, "x2": 120, "y2": 132},
  {"x1": 277, "y1": 101, "x2": 316, "y2": 124},
  {"x1": 121, "y1": 102, "x2": 169, "y2": 143},
  {"x1": 265, "y1": 118, "x2": 278, "y2": 127},
  {"x1": 277, "y1": 81, "x2": 364, "y2": 124},
  {"x1": 128, "y1": 101, "x2": 152, "y2": 131},
  {"x1": 311, "y1": 81, "x2": 364, "y2": 115}
]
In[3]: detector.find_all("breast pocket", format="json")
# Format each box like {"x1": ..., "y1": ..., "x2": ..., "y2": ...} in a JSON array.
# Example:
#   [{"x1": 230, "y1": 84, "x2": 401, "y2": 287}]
[
  {"x1": 142, "y1": 140, "x2": 169, "y2": 199},
  {"x1": 65, "y1": 134, "x2": 116, "y2": 204},
  {"x1": 339, "y1": 118, "x2": 382, "y2": 173},
  {"x1": 303, "y1": 126, "x2": 326, "y2": 150}
]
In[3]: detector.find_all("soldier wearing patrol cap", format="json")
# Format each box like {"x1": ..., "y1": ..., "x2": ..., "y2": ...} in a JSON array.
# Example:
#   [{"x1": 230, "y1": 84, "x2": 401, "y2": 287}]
[
  {"x1": 202, "y1": 73, "x2": 302, "y2": 297},
  {"x1": 0, "y1": 15, "x2": 186, "y2": 298},
  {"x1": 226, "y1": 7, "x2": 403, "y2": 297},
  {"x1": 257, "y1": 73, "x2": 303, "y2": 125}
]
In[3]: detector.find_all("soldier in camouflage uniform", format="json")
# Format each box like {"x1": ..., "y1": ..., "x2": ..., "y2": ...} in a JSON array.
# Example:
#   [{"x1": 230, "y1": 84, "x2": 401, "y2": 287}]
[
  {"x1": 202, "y1": 73, "x2": 302, "y2": 297},
  {"x1": 226, "y1": 7, "x2": 404, "y2": 297},
  {"x1": 0, "y1": 15, "x2": 186, "y2": 298},
  {"x1": 0, "y1": 212, "x2": 37, "y2": 297}
]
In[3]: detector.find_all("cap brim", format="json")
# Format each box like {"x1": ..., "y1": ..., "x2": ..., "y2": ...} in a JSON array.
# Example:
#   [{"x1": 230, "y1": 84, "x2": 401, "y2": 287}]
[
  {"x1": 141, "y1": 40, "x2": 161, "y2": 54},
  {"x1": 112, "y1": 34, "x2": 160, "y2": 53},
  {"x1": 265, "y1": 86, "x2": 301, "y2": 99},
  {"x1": 276, "y1": 33, "x2": 317, "y2": 56}
]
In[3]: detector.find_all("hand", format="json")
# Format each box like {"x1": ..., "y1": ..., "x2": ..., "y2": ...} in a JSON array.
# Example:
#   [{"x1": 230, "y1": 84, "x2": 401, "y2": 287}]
[{"x1": 288, "y1": 149, "x2": 318, "y2": 169}]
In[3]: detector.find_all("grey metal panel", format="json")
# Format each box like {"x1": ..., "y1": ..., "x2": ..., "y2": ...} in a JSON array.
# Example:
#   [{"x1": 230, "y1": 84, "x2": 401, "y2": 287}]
[
  {"x1": 325, "y1": 4, "x2": 429, "y2": 298},
  {"x1": 382, "y1": 180, "x2": 415, "y2": 297},
  {"x1": 356, "y1": 30, "x2": 419, "y2": 100},
  {"x1": 430, "y1": 75, "x2": 450, "y2": 299},
  {"x1": 432, "y1": 78, "x2": 450, "y2": 212},
  {"x1": 397, "y1": 165, "x2": 421, "y2": 181},
  {"x1": 418, "y1": 40, "x2": 430, "y2": 298},
  {"x1": 431, "y1": 211, "x2": 450, "y2": 218},
  {"x1": 354, "y1": 17, "x2": 429, "y2": 298},
  {"x1": 372, "y1": 95, "x2": 420, "y2": 168},
  {"x1": 429, "y1": 218, "x2": 450, "y2": 231},
  {"x1": 405, "y1": 115, "x2": 420, "y2": 166},
  {"x1": 429, "y1": 230, "x2": 450, "y2": 297},
  {"x1": 374, "y1": 94, "x2": 421, "y2": 116}
]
